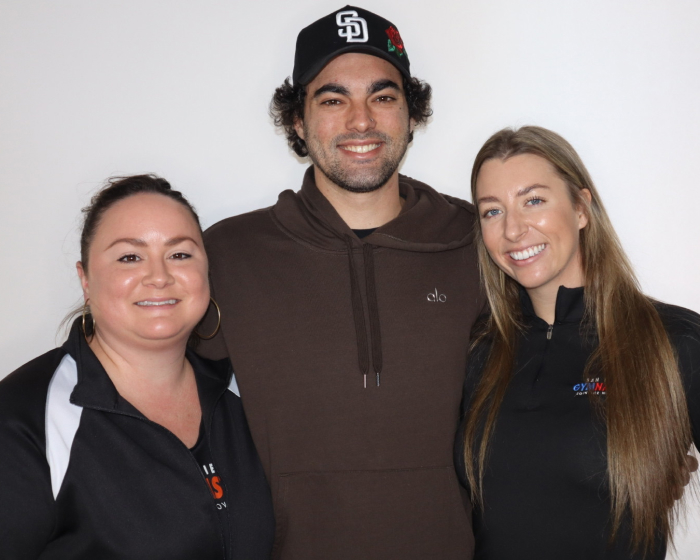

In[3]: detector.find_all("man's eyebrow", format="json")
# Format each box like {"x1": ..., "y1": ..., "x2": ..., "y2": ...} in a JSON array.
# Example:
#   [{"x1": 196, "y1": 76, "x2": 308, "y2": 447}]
[
  {"x1": 106, "y1": 238, "x2": 146, "y2": 249},
  {"x1": 516, "y1": 184, "x2": 550, "y2": 196},
  {"x1": 312, "y1": 83, "x2": 350, "y2": 98},
  {"x1": 368, "y1": 79, "x2": 401, "y2": 95}
]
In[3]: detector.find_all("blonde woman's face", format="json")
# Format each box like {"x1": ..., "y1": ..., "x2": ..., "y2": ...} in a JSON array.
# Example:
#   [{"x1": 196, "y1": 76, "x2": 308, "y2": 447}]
[
  {"x1": 77, "y1": 193, "x2": 210, "y2": 350},
  {"x1": 475, "y1": 154, "x2": 589, "y2": 304}
]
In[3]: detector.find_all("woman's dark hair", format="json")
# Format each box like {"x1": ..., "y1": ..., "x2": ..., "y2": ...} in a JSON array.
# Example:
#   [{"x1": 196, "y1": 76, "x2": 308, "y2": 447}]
[
  {"x1": 80, "y1": 174, "x2": 201, "y2": 272},
  {"x1": 270, "y1": 76, "x2": 433, "y2": 157}
]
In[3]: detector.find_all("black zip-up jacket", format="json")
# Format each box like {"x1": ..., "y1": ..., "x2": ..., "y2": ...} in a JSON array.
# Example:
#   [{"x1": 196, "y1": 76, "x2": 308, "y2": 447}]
[
  {"x1": 0, "y1": 321, "x2": 275, "y2": 560},
  {"x1": 456, "y1": 287, "x2": 700, "y2": 560}
]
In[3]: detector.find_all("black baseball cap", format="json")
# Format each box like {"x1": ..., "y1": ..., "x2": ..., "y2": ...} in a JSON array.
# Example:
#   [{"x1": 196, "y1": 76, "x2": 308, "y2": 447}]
[{"x1": 292, "y1": 5, "x2": 411, "y2": 86}]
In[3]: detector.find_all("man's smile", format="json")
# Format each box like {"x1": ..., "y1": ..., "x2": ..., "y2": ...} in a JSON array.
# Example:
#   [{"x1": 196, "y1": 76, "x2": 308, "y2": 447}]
[{"x1": 340, "y1": 143, "x2": 382, "y2": 154}]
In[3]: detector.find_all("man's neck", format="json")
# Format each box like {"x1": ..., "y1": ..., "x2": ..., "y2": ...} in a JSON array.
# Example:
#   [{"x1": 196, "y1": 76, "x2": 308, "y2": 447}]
[{"x1": 314, "y1": 168, "x2": 403, "y2": 229}]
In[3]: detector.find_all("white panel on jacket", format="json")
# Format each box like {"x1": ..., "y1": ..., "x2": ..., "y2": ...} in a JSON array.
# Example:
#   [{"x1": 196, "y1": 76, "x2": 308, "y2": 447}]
[
  {"x1": 45, "y1": 354, "x2": 83, "y2": 499},
  {"x1": 227, "y1": 371, "x2": 240, "y2": 397}
]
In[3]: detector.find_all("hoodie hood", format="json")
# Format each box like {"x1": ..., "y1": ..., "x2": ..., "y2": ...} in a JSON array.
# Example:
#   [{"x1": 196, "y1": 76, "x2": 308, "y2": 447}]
[{"x1": 271, "y1": 166, "x2": 477, "y2": 251}]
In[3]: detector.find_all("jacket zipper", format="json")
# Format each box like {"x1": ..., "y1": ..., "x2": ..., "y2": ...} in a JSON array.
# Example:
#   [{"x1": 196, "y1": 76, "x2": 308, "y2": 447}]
[
  {"x1": 205, "y1": 391, "x2": 230, "y2": 559},
  {"x1": 529, "y1": 323, "x2": 554, "y2": 400}
]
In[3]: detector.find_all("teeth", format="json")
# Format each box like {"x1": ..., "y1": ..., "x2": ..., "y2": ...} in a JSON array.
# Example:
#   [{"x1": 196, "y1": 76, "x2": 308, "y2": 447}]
[
  {"x1": 509, "y1": 244, "x2": 546, "y2": 261},
  {"x1": 342, "y1": 143, "x2": 380, "y2": 153},
  {"x1": 136, "y1": 299, "x2": 177, "y2": 306}
]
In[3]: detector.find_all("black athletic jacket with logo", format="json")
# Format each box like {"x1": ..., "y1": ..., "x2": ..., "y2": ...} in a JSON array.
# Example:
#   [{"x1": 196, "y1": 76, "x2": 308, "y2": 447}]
[
  {"x1": 456, "y1": 286, "x2": 700, "y2": 560},
  {"x1": 0, "y1": 321, "x2": 274, "y2": 560}
]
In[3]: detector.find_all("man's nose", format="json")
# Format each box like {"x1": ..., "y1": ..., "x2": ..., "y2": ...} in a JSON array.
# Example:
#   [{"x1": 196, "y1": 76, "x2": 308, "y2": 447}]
[{"x1": 346, "y1": 101, "x2": 377, "y2": 133}]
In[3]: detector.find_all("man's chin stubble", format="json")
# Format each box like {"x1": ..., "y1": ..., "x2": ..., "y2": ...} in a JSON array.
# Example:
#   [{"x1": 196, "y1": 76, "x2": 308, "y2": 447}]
[
  {"x1": 310, "y1": 144, "x2": 409, "y2": 193},
  {"x1": 325, "y1": 163, "x2": 398, "y2": 193}
]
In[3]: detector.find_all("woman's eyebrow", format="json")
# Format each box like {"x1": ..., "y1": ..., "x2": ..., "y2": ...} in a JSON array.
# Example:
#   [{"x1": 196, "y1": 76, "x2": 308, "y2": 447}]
[
  {"x1": 477, "y1": 184, "x2": 550, "y2": 206},
  {"x1": 477, "y1": 195, "x2": 500, "y2": 205},
  {"x1": 106, "y1": 238, "x2": 146, "y2": 249},
  {"x1": 105, "y1": 236, "x2": 199, "y2": 249},
  {"x1": 165, "y1": 236, "x2": 199, "y2": 247},
  {"x1": 516, "y1": 184, "x2": 550, "y2": 197}
]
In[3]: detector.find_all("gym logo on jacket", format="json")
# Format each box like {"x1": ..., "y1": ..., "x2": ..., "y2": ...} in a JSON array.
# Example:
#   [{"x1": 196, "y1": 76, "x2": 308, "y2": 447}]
[
  {"x1": 573, "y1": 378, "x2": 606, "y2": 396},
  {"x1": 201, "y1": 462, "x2": 227, "y2": 510}
]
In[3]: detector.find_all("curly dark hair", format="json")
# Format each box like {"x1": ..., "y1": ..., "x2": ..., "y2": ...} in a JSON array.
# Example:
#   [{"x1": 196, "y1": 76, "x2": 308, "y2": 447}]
[{"x1": 270, "y1": 76, "x2": 433, "y2": 157}]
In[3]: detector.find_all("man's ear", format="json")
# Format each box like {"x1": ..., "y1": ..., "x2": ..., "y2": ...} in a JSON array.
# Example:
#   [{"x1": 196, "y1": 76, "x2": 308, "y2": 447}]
[
  {"x1": 294, "y1": 118, "x2": 305, "y2": 141},
  {"x1": 409, "y1": 117, "x2": 416, "y2": 136},
  {"x1": 76, "y1": 261, "x2": 89, "y2": 300}
]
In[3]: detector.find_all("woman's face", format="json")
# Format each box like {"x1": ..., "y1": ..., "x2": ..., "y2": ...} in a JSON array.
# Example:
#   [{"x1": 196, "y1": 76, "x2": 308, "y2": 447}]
[
  {"x1": 475, "y1": 153, "x2": 590, "y2": 302},
  {"x1": 77, "y1": 193, "x2": 209, "y2": 349}
]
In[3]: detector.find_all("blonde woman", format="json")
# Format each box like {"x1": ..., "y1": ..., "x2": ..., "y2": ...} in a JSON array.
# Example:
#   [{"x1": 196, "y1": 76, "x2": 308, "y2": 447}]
[{"x1": 458, "y1": 126, "x2": 699, "y2": 559}]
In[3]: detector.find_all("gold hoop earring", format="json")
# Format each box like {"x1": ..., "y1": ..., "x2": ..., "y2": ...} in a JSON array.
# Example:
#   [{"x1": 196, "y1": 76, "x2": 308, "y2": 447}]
[
  {"x1": 82, "y1": 300, "x2": 95, "y2": 343},
  {"x1": 195, "y1": 297, "x2": 221, "y2": 340}
]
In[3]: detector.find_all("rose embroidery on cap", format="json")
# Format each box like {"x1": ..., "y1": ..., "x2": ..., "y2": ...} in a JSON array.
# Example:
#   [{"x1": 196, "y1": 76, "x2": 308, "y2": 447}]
[{"x1": 385, "y1": 26, "x2": 405, "y2": 57}]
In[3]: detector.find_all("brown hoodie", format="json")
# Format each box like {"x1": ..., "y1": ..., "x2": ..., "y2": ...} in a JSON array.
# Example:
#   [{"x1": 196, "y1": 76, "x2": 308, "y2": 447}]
[{"x1": 199, "y1": 168, "x2": 484, "y2": 560}]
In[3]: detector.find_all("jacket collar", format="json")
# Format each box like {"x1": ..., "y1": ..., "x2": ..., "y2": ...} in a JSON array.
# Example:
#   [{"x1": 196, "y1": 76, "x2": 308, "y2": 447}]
[
  {"x1": 64, "y1": 319, "x2": 232, "y2": 425},
  {"x1": 520, "y1": 285, "x2": 586, "y2": 325}
]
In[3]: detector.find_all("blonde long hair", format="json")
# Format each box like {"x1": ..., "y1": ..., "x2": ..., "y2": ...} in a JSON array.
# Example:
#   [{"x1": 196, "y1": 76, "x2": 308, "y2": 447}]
[{"x1": 463, "y1": 126, "x2": 692, "y2": 554}]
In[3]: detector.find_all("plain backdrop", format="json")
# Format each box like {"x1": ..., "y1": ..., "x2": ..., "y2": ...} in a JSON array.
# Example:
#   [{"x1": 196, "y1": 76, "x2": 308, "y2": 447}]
[{"x1": 1, "y1": 1, "x2": 699, "y2": 555}]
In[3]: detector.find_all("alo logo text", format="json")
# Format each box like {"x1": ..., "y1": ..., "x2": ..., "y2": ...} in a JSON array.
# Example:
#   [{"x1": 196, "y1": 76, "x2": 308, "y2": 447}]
[
  {"x1": 427, "y1": 288, "x2": 447, "y2": 303},
  {"x1": 336, "y1": 10, "x2": 369, "y2": 43}
]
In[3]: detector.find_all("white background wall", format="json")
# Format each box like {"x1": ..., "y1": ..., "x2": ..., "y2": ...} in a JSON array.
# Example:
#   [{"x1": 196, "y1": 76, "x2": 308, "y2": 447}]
[{"x1": 1, "y1": 1, "x2": 699, "y2": 555}]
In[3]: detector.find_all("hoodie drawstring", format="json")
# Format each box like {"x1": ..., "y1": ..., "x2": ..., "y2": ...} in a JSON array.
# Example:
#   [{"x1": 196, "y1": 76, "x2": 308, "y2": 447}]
[
  {"x1": 346, "y1": 235, "x2": 370, "y2": 386},
  {"x1": 345, "y1": 235, "x2": 383, "y2": 388},
  {"x1": 363, "y1": 244, "x2": 383, "y2": 387}
]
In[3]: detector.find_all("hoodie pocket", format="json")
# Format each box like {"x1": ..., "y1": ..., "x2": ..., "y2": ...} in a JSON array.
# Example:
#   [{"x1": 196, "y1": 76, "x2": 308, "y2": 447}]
[{"x1": 272, "y1": 466, "x2": 472, "y2": 560}]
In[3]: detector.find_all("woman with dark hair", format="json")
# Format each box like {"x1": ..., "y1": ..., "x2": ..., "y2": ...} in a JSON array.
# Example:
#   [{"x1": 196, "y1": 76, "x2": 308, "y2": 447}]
[
  {"x1": 0, "y1": 175, "x2": 274, "y2": 559},
  {"x1": 458, "y1": 126, "x2": 700, "y2": 559}
]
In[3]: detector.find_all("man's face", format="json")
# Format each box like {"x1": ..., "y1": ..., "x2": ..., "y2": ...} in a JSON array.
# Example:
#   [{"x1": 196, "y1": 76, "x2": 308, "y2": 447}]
[{"x1": 294, "y1": 53, "x2": 413, "y2": 193}]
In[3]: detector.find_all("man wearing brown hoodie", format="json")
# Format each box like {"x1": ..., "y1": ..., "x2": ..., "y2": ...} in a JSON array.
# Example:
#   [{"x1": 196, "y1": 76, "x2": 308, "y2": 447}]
[{"x1": 198, "y1": 6, "x2": 484, "y2": 559}]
